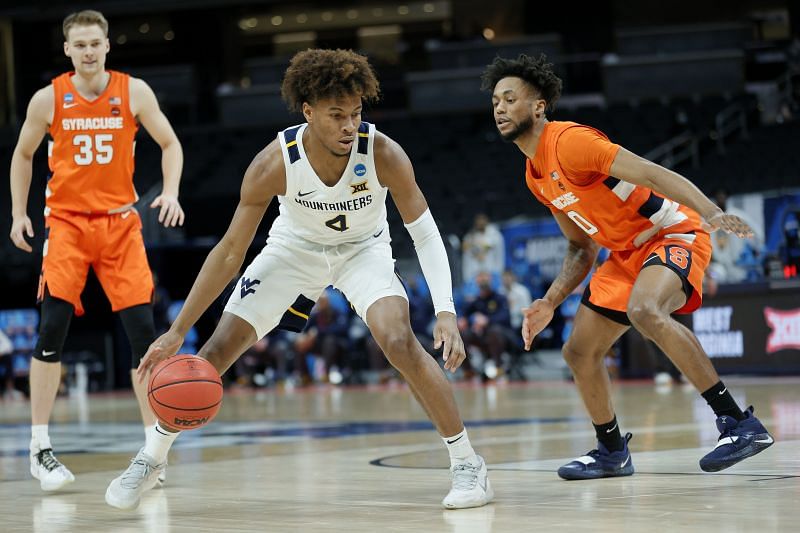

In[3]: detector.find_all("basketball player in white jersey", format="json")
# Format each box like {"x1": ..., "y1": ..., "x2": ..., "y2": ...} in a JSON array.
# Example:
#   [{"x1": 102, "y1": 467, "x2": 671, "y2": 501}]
[{"x1": 105, "y1": 49, "x2": 493, "y2": 511}]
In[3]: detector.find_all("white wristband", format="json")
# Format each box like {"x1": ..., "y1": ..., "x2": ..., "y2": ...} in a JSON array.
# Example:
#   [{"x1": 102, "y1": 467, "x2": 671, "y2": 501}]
[{"x1": 404, "y1": 209, "x2": 456, "y2": 315}]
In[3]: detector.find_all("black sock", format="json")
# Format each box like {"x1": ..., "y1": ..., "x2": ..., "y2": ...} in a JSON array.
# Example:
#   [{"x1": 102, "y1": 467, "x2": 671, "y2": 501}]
[
  {"x1": 701, "y1": 381, "x2": 745, "y2": 421},
  {"x1": 594, "y1": 416, "x2": 624, "y2": 453}
]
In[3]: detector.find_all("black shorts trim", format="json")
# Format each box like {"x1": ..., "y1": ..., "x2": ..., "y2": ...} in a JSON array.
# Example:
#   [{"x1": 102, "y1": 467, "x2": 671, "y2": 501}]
[
  {"x1": 580, "y1": 285, "x2": 631, "y2": 326},
  {"x1": 640, "y1": 253, "x2": 693, "y2": 302}
]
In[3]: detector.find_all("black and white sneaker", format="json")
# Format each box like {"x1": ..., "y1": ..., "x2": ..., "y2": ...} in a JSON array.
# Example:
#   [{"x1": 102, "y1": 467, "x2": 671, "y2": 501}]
[{"x1": 30, "y1": 448, "x2": 75, "y2": 491}]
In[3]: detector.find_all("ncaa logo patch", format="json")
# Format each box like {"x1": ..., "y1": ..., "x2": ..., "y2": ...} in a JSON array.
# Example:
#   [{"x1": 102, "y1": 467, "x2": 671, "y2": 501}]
[
  {"x1": 64, "y1": 93, "x2": 74, "y2": 103},
  {"x1": 354, "y1": 163, "x2": 367, "y2": 177}
]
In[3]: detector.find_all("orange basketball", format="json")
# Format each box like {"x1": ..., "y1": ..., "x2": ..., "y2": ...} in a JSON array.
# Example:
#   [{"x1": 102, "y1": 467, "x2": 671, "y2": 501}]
[{"x1": 148, "y1": 355, "x2": 223, "y2": 430}]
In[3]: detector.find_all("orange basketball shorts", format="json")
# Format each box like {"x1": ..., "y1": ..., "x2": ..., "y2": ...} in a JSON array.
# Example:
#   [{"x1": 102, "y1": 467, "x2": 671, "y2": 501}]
[
  {"x1": 37, "y1": 209, "x2": 154, "y2": 316},
  {"x1": 581, "y1": 230, "x2": 712, "y2": 325}
]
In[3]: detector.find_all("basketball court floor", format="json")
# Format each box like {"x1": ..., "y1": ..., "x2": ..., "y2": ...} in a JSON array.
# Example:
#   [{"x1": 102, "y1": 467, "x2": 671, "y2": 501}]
[{"x1": 1, "y1": 376, "x2": 798, "y2": 532}]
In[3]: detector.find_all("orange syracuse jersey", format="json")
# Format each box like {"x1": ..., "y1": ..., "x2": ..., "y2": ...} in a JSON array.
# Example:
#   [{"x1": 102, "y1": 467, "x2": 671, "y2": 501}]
[
  {"x1": 47, "y1": 70, "x2": 139, "y2": 214},
  {"x1": 525, "y1": 121, "x2": 703, "y2": 251}
]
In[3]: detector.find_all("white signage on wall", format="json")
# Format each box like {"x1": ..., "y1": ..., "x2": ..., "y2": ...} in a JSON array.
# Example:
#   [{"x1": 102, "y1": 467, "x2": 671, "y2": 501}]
[{"x1": 693, "y1": 306, "x2": 744, "y2": 358}]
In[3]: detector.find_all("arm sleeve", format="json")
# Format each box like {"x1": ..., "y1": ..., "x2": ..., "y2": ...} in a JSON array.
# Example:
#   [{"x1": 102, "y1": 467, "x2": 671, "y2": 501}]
[
  {"x1": 555, "y1": 126, "x2": 621, "y2": 186},
  {"x1": 404, "y1": 209, "x2": 457, "y2": 315}
]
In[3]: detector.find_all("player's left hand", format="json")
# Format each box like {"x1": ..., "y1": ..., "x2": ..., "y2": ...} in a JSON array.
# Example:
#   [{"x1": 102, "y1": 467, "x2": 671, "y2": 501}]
[
  {"x1": 150, "y1": 193, "x2": 185, "y2": 227},
  {"x1": 434, "y1": 312, "x2": 466, "y2": 372},
  {"x1": 702, "y1": 211, "x2": 754, "y2": 239}
]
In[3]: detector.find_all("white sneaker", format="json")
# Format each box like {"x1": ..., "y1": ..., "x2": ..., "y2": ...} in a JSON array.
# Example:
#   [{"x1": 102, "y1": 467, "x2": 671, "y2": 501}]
[
  {"x1": 442, "y1": 455, "x2": 494, "y2": 509},
  {"x1": 105, "y1": 448, "x2": 165, "y2": 510},
  {"x1": 156, "y1": 467, "x2": 166, "y2": 487},
  {"x1": 654, "y1": 372, "x2": 672, "y2": 386},
  {"x1": 30, "y1": 448, "x2": 75, "y2": 491}
]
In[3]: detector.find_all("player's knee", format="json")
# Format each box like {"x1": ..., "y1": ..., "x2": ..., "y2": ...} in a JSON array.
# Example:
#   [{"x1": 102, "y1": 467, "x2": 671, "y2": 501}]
[
  {"x1": 562, "y1": 340, "x2": 606, "y2": 373},
  {"x1": 376, "y1": 330, "x2": 417, "y2": 368},
  {"x1": 627, "y1": 303, "x2": 667, "y2": 336},
  {"x1": 32, "y1": 296, "x2": 73, "y2": 363},
  {"x1": 561, "y1": 342, "x2": 585, "y2": 371}
]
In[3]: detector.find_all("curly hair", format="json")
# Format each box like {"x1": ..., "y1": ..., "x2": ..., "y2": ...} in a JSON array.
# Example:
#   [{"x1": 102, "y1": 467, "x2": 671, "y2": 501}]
[
  {"x1": 481, "y1": 54, "x2": 562, "y2": 112},
  {"x1": 281, "y1": 49, "x2": 380, "y2": 112}
]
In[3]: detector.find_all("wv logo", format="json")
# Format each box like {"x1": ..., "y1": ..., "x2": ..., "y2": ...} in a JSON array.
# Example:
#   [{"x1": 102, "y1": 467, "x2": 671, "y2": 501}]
[{"x1": 240, "y1": 277, "x2": 261, "y2": 298}]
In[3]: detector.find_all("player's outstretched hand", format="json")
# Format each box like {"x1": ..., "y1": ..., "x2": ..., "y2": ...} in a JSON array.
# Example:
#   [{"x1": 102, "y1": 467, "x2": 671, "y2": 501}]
[
  {"x1": 434, "y1": 312, "x2": 466, "y2": 372},
  {"x1": 150, "y1": 193, "x2": 185, "y2": 228},
  {"x1": 703, "y1": 211, "x2": 754, "y2": 239},
  {"x1": 137, "y1": 329, "x2": 184, "y2": 382},
  {"x1": 10, "y1": 215, "x2": 34, "y2": 253},
  {"x1": 521, "y1": 299, "x2": 555, "y2": 351}
]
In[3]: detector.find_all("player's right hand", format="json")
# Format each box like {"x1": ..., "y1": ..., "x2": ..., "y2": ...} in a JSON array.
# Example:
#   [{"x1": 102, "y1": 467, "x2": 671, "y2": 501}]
[
  {"x1": 137, "y1": 329, "x2": 184, "y2": 382},
  {"x1": 521, "y1": 299, "x2": 555, "y2": 351},
  {"x1": 10, "y1": 215, "x2": 34, "y2": 252}
]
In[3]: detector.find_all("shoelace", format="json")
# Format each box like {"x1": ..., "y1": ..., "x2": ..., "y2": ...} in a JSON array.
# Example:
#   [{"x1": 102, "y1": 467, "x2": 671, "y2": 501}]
[
  {"x1": 121, "y1": 456, "x2": 155, "y2": 489},
  {"x1": 37, "y1": 449, "x2": 63, "y2": 472},
  {"x1": 451, "y1": 462, "x2": 480, "y2": 491}
]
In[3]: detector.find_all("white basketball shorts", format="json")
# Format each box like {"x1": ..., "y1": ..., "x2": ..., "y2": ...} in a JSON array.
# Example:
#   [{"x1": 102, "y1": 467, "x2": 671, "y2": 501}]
[{"x1": 224, "y1": 231, "x2": 407, "y2": 339}]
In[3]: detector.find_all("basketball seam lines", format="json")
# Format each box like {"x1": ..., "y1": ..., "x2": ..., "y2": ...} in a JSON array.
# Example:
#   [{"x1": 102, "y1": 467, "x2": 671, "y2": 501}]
[
  {"x1": 148, "y1": 378, "x2": 223, "y2": 394},
  {"x1": 148, "y1": 396, "x2": 223, "y2": 411}
]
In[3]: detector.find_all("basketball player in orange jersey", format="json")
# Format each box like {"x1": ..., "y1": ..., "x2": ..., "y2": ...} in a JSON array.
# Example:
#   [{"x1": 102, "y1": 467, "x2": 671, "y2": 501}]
[
  {"x1": 105, "y1": 49, "x2": 492, "y2": 511},
  {"x1": 9, "y1": 10, "x2": 184, "y2": 491},
  {"x1": 482, "y1": 54, "x2": 774, "y2": 478}
]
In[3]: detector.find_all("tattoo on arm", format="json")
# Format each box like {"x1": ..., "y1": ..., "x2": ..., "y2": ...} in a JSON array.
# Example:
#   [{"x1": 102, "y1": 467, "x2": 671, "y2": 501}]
[{"x1": 544, "y1": 241, "x2": 598, "y2": 307}]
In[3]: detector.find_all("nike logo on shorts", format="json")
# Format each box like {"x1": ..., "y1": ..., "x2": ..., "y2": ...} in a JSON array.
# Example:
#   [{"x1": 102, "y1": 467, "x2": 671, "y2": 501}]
[{"x1": 41, "y1": 350, "x2": 57, "y2": 357}]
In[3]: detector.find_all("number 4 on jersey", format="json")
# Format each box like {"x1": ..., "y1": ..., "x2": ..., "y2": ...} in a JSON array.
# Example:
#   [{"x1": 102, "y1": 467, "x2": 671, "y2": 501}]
[{"x1": 325, "y1": 214, "x2": 349, "y2": 232}]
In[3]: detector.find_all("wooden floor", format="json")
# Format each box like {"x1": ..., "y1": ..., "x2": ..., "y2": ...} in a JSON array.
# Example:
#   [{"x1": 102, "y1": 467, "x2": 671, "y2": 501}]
[{"x1": 1, "y1": 376, "x2": 799, "y2": 532}]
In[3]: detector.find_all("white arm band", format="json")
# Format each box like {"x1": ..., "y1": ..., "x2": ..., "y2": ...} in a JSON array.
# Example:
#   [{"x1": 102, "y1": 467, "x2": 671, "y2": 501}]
[{"x1": 404, "y1": 209, "x2": 456, "y2": 315}]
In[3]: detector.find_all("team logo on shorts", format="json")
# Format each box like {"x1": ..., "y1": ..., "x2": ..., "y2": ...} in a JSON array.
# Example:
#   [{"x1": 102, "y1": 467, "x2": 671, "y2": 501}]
[
  {"x1": 240, "y1": 277, "x2": 261, "y2": 298},
  {"x1": 353, "y1": 163, "x2": 367, "y2": 177},
  {"x1": 350, "y1": 180, "x2": 369, "y2": 194}
]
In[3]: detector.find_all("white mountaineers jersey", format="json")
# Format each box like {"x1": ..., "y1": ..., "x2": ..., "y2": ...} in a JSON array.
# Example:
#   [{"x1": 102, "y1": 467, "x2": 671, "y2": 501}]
[{"x1": 269, "y1": 122, "x2": 389, "y2": 245}]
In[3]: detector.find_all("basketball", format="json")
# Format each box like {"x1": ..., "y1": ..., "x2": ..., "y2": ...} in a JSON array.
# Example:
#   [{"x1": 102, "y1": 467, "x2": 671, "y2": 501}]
[{"x1": 147, "y1": 355, "x2": 223, "y2": 430}]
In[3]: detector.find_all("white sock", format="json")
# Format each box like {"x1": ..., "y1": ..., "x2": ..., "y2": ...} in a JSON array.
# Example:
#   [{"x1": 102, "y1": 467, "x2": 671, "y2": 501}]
[
  {"x1": 143, "y1": 422, "x2": 180, "y2": 464},
  {"x1": 31, "y1": 424, "x2": 51, "y2": 452},
  {"x1": 442, "y1": 428, "x2": 478, "y2": 467}
]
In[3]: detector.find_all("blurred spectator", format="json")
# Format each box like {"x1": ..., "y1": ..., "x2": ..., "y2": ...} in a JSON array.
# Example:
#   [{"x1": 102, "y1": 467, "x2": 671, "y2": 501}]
[
  {"x1": 459, "y1": 271, "x2": 515, "y2": 380},
  {"x1": 233, "y1": 336, "x2": 285, "y2": 388},
  {"x1": 499, "y1": 269, "x2": 532, "y2": 331},
  {"x1": 292, "y1": 292, "x2": 350, "y2": 385},
  {"x1": 167, "y1": 301, "x2": 199, "y2": 354},
  {"x1": 709, "y1": 232, "x2": 747, "y2": 283},
  {"x1": 462, "y1": 214, "x2": 505, "y2": 282},
  {"x1": 709, "y1": 188, "x2": 764, "y2": 283}
]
